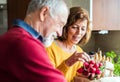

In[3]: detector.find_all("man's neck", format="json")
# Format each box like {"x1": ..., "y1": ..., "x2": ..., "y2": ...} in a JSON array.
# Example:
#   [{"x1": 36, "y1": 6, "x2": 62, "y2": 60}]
[{"x1": 24, "y1": 14, "x2": 43, "y2": 37}]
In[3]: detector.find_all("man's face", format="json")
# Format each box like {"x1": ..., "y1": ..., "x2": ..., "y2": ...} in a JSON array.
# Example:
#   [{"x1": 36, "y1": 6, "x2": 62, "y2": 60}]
[
  {"x1": 43, "y1": 15, "x2": 67, "y2": 47},
  {"x1": 43, "y1": 32, "x2": 57, "y2": 47}
]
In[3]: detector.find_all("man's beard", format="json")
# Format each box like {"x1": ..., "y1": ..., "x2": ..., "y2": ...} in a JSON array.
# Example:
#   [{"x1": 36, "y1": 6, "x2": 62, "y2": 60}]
[{"x1": 43, "y1": 32, "x2": 57, "y2": 47}]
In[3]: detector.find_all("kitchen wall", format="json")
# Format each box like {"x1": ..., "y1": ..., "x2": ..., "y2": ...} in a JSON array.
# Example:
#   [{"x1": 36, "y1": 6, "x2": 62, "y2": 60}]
[
  {"x1": 0, "y1": 0, "x2": 7, "y2": 35},
  {"x1": 82, "y1": 31, "x2": 120, "y2": 56},
  {"x1": 65, "y1": 0, "x2": 90, "y2": 11},
  {"x1": 64, "y1": 0, "x2": 91, "y2": 19},
  {"x1": 81, "y1": 31, "x2": 95, "y2": 53},
  {"x1": 0, "y1": 0, "x2": 6, "y2": 4}
]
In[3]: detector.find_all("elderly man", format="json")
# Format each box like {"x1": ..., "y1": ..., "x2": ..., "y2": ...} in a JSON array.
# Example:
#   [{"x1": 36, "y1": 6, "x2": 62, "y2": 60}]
[{"x1": 0, "y1": 0, "x2": 69, "y2": 82}]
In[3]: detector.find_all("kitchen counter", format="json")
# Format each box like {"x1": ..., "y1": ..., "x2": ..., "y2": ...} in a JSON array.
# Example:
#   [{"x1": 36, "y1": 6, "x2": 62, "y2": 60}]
[{"x1": 74, "y1": 76, "x2": 120, "y2": 82}]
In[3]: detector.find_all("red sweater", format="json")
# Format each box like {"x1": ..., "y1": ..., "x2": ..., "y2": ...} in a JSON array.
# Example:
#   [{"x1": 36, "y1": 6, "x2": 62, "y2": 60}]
[{"x1": 0, "y1": 27, "x2": 66, "y2": 82}]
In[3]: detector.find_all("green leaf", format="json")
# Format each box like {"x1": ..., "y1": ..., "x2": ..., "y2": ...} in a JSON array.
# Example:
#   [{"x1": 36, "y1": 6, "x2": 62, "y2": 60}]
[{"x1": 106, "y1": 51, "x2": 120, "y2": 76}]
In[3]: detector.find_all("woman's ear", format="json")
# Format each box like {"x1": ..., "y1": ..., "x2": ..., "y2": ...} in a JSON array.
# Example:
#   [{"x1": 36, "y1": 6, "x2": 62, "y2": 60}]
[{"x1": 39, "y1": 6, "x2": 49, "y2": 22}]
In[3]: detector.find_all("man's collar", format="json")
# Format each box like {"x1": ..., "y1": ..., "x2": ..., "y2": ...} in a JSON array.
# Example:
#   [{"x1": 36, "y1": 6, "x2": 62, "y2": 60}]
[{"x1": 13, "y1": 19, "x2": 43, "y2": 42}]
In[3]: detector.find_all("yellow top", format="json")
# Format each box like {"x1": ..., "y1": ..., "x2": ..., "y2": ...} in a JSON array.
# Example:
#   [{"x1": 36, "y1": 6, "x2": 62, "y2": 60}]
[{"x1": 46, "y1": 42, "x2": 83, "y2": 82}]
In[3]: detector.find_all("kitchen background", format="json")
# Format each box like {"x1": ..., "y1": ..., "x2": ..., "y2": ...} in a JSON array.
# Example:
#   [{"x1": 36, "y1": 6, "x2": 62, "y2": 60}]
[
  {"x1": 0, "y1": 0, "x2": 120, "y2": 56},
  {"x1": 0, "y1": 0, "x2": 7, "y2": 35}
]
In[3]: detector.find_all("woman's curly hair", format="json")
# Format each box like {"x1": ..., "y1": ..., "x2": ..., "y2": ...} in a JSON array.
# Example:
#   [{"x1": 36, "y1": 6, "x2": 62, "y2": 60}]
[{"x1": 58, "y1": 6, "x2": 92, "y2": 46}]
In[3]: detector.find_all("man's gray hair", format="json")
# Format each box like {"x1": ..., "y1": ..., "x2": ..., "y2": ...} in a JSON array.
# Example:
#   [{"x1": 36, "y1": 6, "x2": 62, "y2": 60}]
[{"x1": 27, "y1": 0, "x2": 69, "y2": 19}]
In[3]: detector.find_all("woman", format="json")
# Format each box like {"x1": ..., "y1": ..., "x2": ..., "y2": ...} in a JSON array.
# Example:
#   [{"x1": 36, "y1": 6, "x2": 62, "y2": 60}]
[{"x1": 46, "y1": 7, "x2": 92, "y2": 82}]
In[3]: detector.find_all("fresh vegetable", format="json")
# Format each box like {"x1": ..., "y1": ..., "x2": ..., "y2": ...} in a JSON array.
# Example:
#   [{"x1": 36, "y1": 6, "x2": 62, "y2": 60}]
[
  {"x1": 106, "y1": 51, "x2": 120, "y2": 76},
  {"x1": 77, "y1": 60, "x2": 104, "y2": 80}
]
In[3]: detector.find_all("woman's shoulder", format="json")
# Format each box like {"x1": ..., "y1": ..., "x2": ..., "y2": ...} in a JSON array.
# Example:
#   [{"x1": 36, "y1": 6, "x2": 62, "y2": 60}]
[
  {"x1": 46, "y1": 41, "x2": 56, "y2": 49},
  {"x1": 46, "y1": 40, "x2": 61, "y2": 50}
]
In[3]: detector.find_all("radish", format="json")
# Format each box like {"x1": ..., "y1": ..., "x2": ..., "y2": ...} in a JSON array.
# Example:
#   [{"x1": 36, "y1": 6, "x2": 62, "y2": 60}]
[
  {"x1": 91, "y1": 67, "x2": 96, "y2": 73},
  {"x1": 99, "y1": 63, "x2": 103, "y2": 67},
  {"x1": 89, "y1": 63, "x2": 94, "y2": 69},
  {"x1": 83, "y1": 70, "x2": 88, "y2": 76},
  {"x1": 84, "y1": 62, "x2": 89, "y2": 68},
  {"x1": 77, "y1": 67, "x2": 83, "y2": 73},
  {"x1": 89, "y1": 60, "x2": 95, "y2": 65},
  {"x1": 90, "y1": 73, "x2": 95, "y2": 80},
  {"x1": 77, "y1": 60, "x2": 104, "y2": 80},
  {"x1": 95, "y1": 69, "x2": 101, "y2": 74},
  {"x1": 94, "y1": 63, "x2": 99, "y2": 68}
]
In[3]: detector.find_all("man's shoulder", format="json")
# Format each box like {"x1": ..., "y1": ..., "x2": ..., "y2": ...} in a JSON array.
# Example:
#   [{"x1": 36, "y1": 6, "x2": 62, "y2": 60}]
[{"x1": 0, "y1": 27, "x2": 44, "y2": 48}]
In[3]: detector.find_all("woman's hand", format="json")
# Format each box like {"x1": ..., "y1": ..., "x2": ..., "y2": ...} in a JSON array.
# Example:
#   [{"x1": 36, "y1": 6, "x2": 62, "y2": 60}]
[{"x1": 65, "y1": 51, "x2": 90, "y2": 66}]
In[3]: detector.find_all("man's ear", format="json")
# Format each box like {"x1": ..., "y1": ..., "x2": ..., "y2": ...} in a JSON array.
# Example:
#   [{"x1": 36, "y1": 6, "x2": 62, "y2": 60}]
[{"x1": 39, "y1": 6, "x2": 49, "y2": 22}]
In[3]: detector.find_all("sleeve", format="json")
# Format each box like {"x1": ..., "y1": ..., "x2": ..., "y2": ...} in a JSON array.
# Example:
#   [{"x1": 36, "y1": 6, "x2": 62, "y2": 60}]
[
  {"x1": 76, "y1": 46, "x2": 84, "y2": 68},
  {"x1": 46, "y1": 47, "x2": 57, "y2": 68},
  {"x1": 9, "y1": 39, "x2": 67, "y2": 82},
  {"x1": 57, "y1": 61, "x2": 69, "y2": 75}
]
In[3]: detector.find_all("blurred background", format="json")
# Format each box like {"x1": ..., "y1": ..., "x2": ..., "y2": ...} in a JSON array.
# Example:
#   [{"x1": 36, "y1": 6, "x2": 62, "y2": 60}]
[{"x1": 0, "y1": 0, "x2": 120, "y2": 56}]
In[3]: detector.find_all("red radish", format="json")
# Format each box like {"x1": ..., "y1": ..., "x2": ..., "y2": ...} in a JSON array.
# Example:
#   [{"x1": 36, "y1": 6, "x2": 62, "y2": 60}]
[
  {"x1": 89, "y1": 63, "x2": 94, "y2": 69},
  {"x1": 90, "y1": 73, "x2": 95, "y2": 80},
  {"x1": 99, "y1": 63, "x2": 103, "y2": 67},
  {"x1": 89, "y1": 60, "x2": 95, "y2": 65},
  {"x1": 77, "y1": 60, "x2": 104, "y2": 80},
  {"x1": 94, "y1": 63, "x2": 99, "y2": 68},
  {"x1": 87, "y1": 72, "x2": 91, "y2": 77},
  {"x1": 83, "y1": 70, "x2": 89, "y2": 76},
  {"x1": 86, "y1": 67, "x2": 91, "y2": 72},
  {"x1": 84, "y1": 62, "x2": 89, "y2": 68},
  {"x1": 91, "y1": 67, "x2": 96, "y2": 73},
  {"x1": 77, "y1": 67, "x2": 83, "y2": 73},
  {"x1": 95, "y1": 69, "x2": 102, "y2": 74}
]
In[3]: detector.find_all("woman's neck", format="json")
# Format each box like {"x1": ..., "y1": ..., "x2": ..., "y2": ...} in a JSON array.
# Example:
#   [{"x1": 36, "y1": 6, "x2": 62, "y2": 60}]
[
  {"x1": 63, "y1": 40, "x2": 74, "y2": 50},
  {"x1": 62, "y1": 40, "x2": 76, "y2": 53},
  {"x1": 55, "y1": 40, "x2": 76, "y2": 53}
]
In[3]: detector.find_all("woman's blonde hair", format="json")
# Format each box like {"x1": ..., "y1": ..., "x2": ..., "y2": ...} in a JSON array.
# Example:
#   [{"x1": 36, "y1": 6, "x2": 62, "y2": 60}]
[{"x1": 58, "y1": 6, "x2": 92, "y2": 45}]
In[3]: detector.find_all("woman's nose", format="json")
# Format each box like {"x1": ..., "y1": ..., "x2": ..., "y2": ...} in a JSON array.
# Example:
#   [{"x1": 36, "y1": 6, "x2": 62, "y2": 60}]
[{"x1": 76, "y1": 28, "x2": 81, "y2": 34}]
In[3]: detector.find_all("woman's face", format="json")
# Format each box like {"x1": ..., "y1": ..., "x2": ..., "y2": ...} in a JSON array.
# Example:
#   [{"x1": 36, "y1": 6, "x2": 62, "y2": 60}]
[{"x1": 67, "y1": 19, "x2": 87, "y2": 45}]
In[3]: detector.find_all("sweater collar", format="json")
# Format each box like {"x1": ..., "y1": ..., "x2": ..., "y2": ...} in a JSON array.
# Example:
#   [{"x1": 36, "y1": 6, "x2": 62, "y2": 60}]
[{"x1": 13, "y1": 19, "x2": 43, "y2": 42}]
